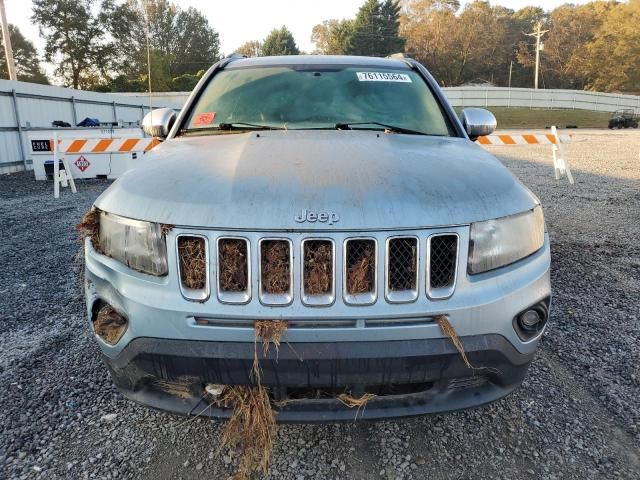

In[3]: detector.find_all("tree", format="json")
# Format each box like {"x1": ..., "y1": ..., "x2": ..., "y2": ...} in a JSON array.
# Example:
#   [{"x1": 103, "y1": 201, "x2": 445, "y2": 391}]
[
  {"x1": 235, "y1": 40, "x2": 262, "y2": 57},
  {"x1": 311, "y1": 19, "x2": 354, "y2": 55},
  {"x1": 262, "y1": 26, "x2": 299, "y2": 56},
  {"x1": 0, "y1": 25, "x2": 48, "y2": 84},
  {"x1": 32, "y1": 0, "x2": 104, "y2": 89},
  {"x1": 349, "y1": 0, "x2": 404, "y2": 56},
  {"x1": 400, "y1": 0, "x2": 459, "y2": 84},
  {"x1": 563, "y1": 0, "x2": 631, "y2": 92},
  {"x1": 109, "y1": 0, "x2": 221, "y2": 78}
]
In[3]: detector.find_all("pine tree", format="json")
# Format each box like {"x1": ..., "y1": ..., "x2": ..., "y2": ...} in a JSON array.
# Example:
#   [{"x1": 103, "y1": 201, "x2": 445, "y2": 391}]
[
  {"x1": 348, "y1": 0, "x2": 404, "y2": 57},
  {"x1": 262, "y1": 26, "x2": 300, "y2": 56}
]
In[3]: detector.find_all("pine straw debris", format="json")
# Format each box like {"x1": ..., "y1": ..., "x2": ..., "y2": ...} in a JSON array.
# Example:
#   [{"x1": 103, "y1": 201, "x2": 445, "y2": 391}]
[
  {"x1": 93, "y1": 305, "x2": 127, "y2": 345},
  {"x1": 337, "y1": 392, "x2": 376, "y2": 418},
  {"x1": 435, "y1": 315, "x2": 474, "y2": 369},
  {"x1": 252, "y1": 320, "x2": 288, "y2": 383},
  {"x1": 347, "y1": 246, "x2": 375, "y2": 294},
  {"x1": 303, "y1": 241, "x2": 332, "y2": 295},
  {"x1": 260, "y1": 241, "x2": 290, "y2": 294},
  {"x1": 218, "y1": 385, "x2": 277, "y2": 480},
  {"x1": 219, "y1": 320, "x2": 288, "y2": 480},
  {"x1": 76, "y1": 207, "x2": 101, "y2": 252},
  {"x1": 177, "y1": 236, "x2": 206, "y2": 290},
  {"x1": 219, "y1": 239, "x2": 249, "y2": 292}
]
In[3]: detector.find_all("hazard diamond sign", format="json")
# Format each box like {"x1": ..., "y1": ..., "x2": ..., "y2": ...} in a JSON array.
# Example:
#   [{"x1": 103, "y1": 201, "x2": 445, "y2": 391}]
[{"x1": 74, "y1": 155, "x2": 90, "y2": 172}]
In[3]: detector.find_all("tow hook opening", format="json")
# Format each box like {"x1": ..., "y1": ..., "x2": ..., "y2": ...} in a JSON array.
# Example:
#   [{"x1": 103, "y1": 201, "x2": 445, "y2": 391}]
[
  {"x1": 92, "y1": 301, "x2": 128, "y2": 345},
  {"x1": 513, "y1": 298, "x2": 550, "y2": 341}
]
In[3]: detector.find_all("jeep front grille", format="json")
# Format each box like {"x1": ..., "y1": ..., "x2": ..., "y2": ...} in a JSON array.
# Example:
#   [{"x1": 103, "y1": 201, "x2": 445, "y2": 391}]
[
  {"x1": 386, "y1": 237, "x2": 418, "y2": 303},
  {"x1": 302, "y1": 239, "x2": 335, "y2": 306},
  {"x1": 259, "y1": 239, "x2": 293, "y2": 305},
  {"x1": 173, "y1": 229, "x2": 460, "y2": 307},
  {"x1": 344, "y1": 238, "x2": 377, "y2": 305},
  {"x1": 217, "y1": 237, "x2": 250, "y2": 304},
  {"x1": 427, "y1": 234, "x2": 459, "y2": 299}
]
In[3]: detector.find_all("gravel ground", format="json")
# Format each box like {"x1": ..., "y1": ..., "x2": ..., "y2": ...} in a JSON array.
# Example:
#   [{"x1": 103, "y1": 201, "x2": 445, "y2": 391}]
[{"x1": 1, "y1": 130, "x2": 639, "y2": 479}]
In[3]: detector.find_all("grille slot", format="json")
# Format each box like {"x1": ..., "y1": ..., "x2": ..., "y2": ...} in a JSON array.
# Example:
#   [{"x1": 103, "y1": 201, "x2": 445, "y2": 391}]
[
  {"x1": 302, "y1": 239, "x2": 335, "y2": 306},
  {"x1": 176, "y1": 235, "x2": 209, "y2": 302},
  {"x1": 217, "y1": 237, "x2": 250, "y2": 304},
  {"x1": 427, "y1": 234, "x2": 458, "y2": 299},
  {"x1": 344, "y1": 238, "x2": 377, "y2": 304},
  {"x1": 386, "y1": 237, "x2": 418, "y2": 303},
  {"x1": 259, "y1": 239, "x2": 293, "y2": 305}
]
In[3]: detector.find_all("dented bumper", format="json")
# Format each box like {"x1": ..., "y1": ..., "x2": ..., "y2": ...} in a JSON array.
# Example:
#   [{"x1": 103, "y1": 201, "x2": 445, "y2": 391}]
[{"x1": 102, "y1": 335, "x2": 533, "y2": 422}]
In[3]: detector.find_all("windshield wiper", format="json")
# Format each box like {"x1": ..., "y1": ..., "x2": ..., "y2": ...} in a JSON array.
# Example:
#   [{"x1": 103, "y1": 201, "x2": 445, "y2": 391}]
[
  {"x1": 219, "y1": 122, "x2": 286, "y2": 131},
  {"x1": 335, "y1": 122, "x2": 430, "y2": 136},
  {"x1": 181, "y1": 122, "x2": 286, "y2": 134}
]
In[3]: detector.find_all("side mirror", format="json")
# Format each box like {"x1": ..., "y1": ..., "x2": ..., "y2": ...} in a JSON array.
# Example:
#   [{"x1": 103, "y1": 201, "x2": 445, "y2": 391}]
[
  {"x1": 142, "y1": 108, "x2": 177, "y2": 140},
  {"x1": 459, "y1": 108, "x2": 497, "y2": 141}
]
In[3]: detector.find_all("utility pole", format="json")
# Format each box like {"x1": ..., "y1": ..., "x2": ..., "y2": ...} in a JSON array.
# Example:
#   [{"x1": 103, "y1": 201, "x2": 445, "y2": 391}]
[
  {"x1": 0, "y1": 0, "x2": 17, "y2": 80},
  {"x1": 525, "y1": 21, "x2": 548, "y2": 90}
]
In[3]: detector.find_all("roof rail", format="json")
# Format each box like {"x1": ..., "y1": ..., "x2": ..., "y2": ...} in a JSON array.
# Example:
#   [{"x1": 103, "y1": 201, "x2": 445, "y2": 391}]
[{"x1": 225, "y1": 53, "x2": 247, "y2": 60}]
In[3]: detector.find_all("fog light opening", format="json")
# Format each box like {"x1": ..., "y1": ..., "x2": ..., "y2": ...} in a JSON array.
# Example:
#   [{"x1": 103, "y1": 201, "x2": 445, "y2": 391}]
[
  {"x1": 93, "y1": 303, "x2": 128, "y2": 345},
  {"x1": 514, "y1": 300, "x2": 549, "y2": 340}
]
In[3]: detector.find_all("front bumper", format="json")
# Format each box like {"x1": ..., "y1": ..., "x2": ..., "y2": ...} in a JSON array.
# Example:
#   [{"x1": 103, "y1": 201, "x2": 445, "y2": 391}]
[
  {"x1": 85, "y1": 230, "x2": 551, "y2": 421},
  {"x1": 104, "y1": 334, "x2": 533, "y2": 422}
]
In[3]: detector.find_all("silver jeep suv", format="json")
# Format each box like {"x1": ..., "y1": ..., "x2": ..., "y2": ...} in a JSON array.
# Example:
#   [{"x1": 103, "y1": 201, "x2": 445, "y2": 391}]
[{"x1": 84, "y1": 55, "x2": 551, "y2": 421}]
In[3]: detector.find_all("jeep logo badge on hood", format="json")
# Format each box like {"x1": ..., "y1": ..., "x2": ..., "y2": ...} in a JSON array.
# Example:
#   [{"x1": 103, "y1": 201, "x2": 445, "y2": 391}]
[{"x1": 295, "y1": 209, "x2": 340, "y2": 225}]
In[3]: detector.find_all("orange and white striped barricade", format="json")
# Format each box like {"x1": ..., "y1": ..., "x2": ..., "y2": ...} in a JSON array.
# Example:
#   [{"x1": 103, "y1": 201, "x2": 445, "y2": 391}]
[
  {"x1": 57, "y1": 136, "x2": 161, "y2": 180},
  {"x1": 478, "y1": 126, "x2": 575, "y2": 185}
]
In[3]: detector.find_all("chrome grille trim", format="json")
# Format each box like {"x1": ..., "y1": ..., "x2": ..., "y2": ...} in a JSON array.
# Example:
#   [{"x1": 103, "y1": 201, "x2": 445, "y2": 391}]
[
  {"x1": 385, "y1": 236, "x2": 419, "y2": 304},
  {"x1": 343, "y1": 237, "x2": 377, "y2": 305},
  {"x1": 258, "y1": 238, "x2": 293, "y2": 306},
  {"x1": 301, "y1": 238, "x2": 335, "y2": 307},
  {"x1": 176, "y1": 234, "x2": 210, "y2": 302},
  {"x1": 426, "y1": 233, "x2": 459, "y2": 300},
  {"x1": 216, "y1": 237, "x2": 251, "y2": 305}
]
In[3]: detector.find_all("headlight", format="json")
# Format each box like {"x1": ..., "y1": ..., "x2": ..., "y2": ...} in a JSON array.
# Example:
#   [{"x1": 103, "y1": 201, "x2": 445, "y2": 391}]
[
  {"x1": 98, "y1": 212, "x2": 168, "y2": 276},
  {"x1": 468, "y1": 206, "x2": 545, "y2": 274}
]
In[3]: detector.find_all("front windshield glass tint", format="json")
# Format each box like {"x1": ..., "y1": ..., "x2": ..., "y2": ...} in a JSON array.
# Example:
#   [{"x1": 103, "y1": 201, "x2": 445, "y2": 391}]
[{"x1": 184, "y1": 66, "x2": 451, "y2": 136}]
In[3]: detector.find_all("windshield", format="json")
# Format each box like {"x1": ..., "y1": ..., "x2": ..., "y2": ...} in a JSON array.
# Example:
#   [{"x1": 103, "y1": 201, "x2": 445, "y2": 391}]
[{"x1": 182, "y1": 65, "x2": 452, "y2": 136}]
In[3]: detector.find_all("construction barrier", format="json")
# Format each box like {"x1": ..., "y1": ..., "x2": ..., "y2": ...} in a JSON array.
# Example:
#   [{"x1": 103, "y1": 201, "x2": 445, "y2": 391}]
[
  {"x1": 477, "y1": 133, "x2": 572, "y2": 145},
  {"x1": 29, "y1": 128, "x2": 157, "y2": 181},
  {"x1": 479, "y1": 127, "x2": 575, "y2": 184}
]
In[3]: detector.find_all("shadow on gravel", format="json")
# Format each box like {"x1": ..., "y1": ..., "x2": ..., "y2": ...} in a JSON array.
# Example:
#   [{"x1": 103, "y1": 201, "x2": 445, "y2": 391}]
[{"x1": 0, "y1": 158, "x2": 639, "y2": 480}]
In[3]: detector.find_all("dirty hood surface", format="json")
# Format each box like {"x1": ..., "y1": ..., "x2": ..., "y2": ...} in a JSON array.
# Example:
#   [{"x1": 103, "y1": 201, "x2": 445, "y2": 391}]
[{"x1": 95, "y1": 130, "x2": 538, "y2": 230}]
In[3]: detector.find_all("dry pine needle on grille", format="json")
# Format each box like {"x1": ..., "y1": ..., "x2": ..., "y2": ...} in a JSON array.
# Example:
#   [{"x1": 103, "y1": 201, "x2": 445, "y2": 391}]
[
  {"x1": 219, "y1": 240, "x2": 248, "y2": 292},
  {"x1": 347, "y1": 246, "x2": 374, "y2": 294},
  {"x1": 261, "y1": 241, "x2": 290, "y2": 294},
  {"x1": 304, "y1": 242, "x2": 332, "y2": 295},
  {"x1": 178, "y1": 237, "x2": 206, "y2": 290}
]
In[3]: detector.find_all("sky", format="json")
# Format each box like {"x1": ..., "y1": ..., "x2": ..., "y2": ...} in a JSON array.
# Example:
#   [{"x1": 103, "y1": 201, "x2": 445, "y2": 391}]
[{"x1": 4, "y1": 0, "x2": 590, "y2": 76}]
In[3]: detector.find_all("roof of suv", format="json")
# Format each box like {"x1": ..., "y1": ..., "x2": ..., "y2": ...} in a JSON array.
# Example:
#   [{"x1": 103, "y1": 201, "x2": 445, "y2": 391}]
[{"x1": 225, "y1": 54, "x2": 412, "y2": 70}]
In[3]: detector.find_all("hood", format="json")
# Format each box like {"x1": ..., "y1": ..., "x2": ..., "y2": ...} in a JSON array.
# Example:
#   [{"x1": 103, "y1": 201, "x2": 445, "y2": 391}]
[{"x1": 95, "y1": 130, "x2": 538, "y2": 231}]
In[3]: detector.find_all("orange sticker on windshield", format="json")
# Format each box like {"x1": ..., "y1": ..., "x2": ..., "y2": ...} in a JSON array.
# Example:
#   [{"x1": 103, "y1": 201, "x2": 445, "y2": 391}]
[{"x1": 193, "y1": 112, "x2": 216, "y2": 126}]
